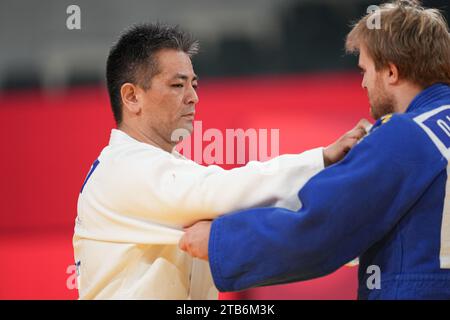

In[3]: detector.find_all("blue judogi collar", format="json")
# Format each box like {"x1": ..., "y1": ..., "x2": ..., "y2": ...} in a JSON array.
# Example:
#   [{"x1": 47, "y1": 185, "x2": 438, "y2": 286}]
[
  {"x1": 370, "y1": 83, "x2": 450, "y2": 133},
  {"x1": 407, "y1": 83, "x2": 450, "y2": 113}
]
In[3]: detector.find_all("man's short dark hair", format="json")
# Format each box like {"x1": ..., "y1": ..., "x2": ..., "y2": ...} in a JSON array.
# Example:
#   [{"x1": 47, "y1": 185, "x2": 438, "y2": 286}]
[{"x1": 106, "y1": 23, "x2": 199, "y2": 124}]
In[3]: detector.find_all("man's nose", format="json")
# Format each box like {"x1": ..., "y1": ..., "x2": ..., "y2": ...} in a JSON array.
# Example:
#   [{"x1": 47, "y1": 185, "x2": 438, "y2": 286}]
[
  {"x1": 361, "y1": 76, "x2": 367, "y2": 90},
  {"x1": 185, "y1": 85, "x2": 199, "y2": 104}
]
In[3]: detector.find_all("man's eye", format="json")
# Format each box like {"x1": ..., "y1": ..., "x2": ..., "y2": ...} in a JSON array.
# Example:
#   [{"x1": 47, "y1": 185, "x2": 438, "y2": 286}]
[
  {"x1": 172, "y1": 84, "x2": 184, "y2": 88},
  {"x1": 192, "y1": 84, "x2": 198, "y2": 90}
]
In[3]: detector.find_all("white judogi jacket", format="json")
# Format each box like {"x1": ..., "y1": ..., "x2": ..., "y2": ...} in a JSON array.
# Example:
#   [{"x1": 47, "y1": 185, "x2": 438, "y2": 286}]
[{"x1": 73, "y1": 129, "x2": 324, "y2": 299}]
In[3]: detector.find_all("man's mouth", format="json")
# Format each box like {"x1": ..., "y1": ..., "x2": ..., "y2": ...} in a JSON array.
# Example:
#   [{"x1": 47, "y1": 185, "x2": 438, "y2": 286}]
[{"x1": 182, "y1": 112, "x2": 195, "y2": 119}]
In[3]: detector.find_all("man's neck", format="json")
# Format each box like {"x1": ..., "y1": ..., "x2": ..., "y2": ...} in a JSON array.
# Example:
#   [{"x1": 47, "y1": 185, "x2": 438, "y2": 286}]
[
  {"x1": 118, "y1": 123, "x2": 174, "y2": 153},
  {"x1": 393, "y1": 83, "x2": 423, "y2": 114}
]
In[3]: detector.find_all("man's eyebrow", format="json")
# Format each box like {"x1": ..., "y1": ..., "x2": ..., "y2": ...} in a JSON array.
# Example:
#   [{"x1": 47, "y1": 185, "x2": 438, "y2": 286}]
[{"x1": 172, "y1": 73, "x2": 199, "y2": 81}]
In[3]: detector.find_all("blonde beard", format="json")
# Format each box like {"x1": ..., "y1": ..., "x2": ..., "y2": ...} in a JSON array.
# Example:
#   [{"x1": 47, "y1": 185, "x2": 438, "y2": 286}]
[{"x1": 369, "y1": 79, "x2": 396, "y2": 120}]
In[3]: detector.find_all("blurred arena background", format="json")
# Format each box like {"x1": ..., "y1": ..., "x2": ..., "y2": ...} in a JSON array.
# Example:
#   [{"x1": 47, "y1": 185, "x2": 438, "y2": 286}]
[{"x1": 0, "y1": 0, "x2": 448, "y2": 299}]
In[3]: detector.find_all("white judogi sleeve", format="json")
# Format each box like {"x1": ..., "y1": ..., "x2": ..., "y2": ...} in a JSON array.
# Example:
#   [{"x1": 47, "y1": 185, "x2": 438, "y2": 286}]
[{"x1": 77, "y1": 129, "x2": 324, "y2": 244}]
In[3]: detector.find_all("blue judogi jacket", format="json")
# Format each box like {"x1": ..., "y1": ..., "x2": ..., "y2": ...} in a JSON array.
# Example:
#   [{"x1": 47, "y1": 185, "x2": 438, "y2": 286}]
[{"x1": 208, "y1": 83, "x2": 450, "y2": 299}]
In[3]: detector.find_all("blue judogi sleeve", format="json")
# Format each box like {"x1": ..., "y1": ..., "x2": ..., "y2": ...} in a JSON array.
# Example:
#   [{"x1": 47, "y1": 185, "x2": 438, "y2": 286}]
[{"x1": 208, "y1": 114, "x2": 446, "y2": 292}]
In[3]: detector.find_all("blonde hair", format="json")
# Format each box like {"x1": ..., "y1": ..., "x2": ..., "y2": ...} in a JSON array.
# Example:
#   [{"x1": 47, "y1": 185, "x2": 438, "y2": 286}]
[{"x1": 346, "y1": 0, "x2": 450, "y2": 88}]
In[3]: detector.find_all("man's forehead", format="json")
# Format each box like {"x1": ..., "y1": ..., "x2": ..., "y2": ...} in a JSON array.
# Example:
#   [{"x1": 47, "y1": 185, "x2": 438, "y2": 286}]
[
  {"x1": 170, "y1": 73, "x2": 198, "y2": 81},
  {"x1": 358, "y1": 55, "x2": 364, "y2": 67},
  {"x1": 154, "y1": 49, "x2": 196, "y2": 78},
  {"x1": 358, "y1": 45, "x2": 371, "y2": 62},
  {"x1": 358, "y1": 50, "x2": 369, "y2": 66}
]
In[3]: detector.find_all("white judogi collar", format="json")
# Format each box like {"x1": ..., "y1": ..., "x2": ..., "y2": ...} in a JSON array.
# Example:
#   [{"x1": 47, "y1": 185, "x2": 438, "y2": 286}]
[{"x1": 109, "y1": 129, "x2": 185, "y2": 158}]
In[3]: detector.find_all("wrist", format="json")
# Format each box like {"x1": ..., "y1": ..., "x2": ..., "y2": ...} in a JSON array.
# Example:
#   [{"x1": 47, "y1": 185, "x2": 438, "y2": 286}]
[{"x1": 323, "y1": 147, "x2": 332, "y2": 167}]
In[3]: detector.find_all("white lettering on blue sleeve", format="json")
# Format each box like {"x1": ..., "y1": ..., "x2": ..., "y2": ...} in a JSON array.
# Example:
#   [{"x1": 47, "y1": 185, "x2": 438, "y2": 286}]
[{"x1": 414, "y1": 105, "x2": 450, "y2": 269}]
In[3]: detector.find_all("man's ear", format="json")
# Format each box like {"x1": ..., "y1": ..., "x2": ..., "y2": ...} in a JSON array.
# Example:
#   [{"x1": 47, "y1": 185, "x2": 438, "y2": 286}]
[
  {"x1": 386, "y1": 62, "x2": 400, "y2": 85},
  {"x1": 120, "y1": 83, "x2": 141, "y2": 115}
]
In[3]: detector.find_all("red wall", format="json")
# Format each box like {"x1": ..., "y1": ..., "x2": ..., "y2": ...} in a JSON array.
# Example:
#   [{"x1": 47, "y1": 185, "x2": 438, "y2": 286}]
[{"x1": 0, "y1": 72, "x2": 369, "y2": 299}]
